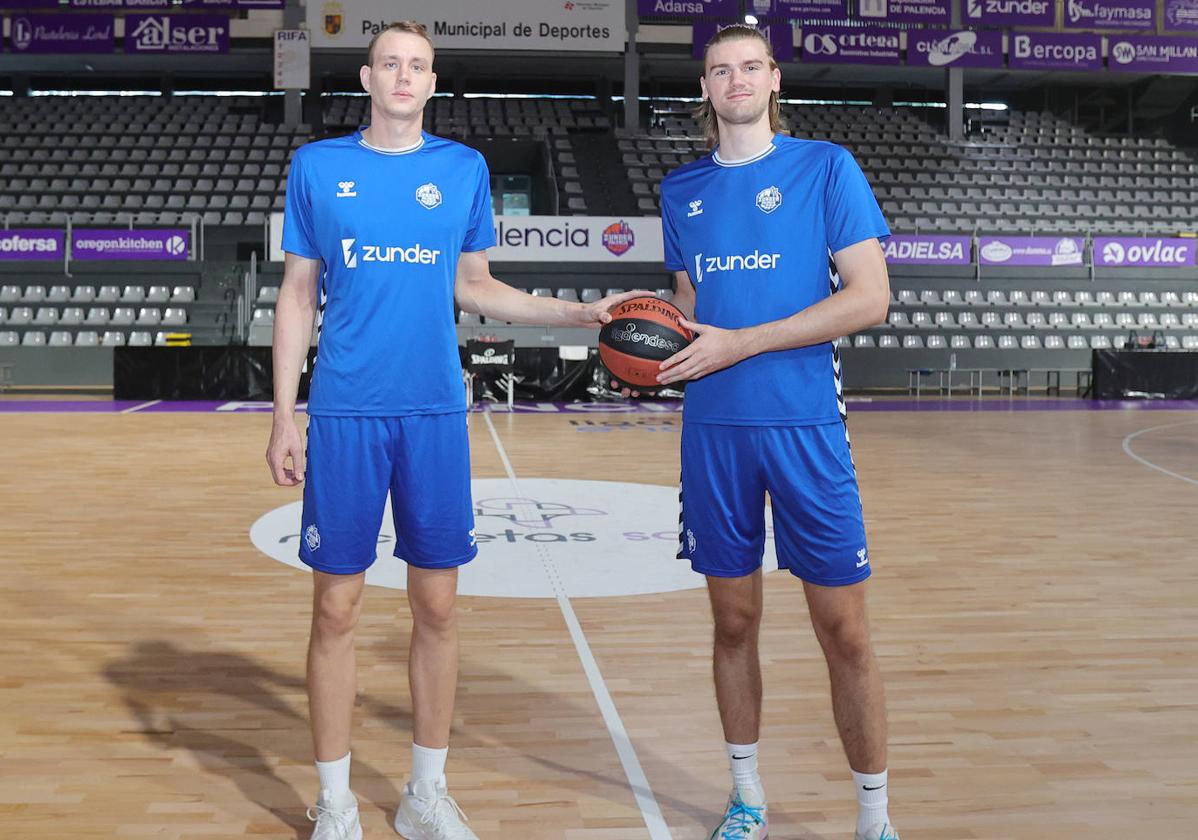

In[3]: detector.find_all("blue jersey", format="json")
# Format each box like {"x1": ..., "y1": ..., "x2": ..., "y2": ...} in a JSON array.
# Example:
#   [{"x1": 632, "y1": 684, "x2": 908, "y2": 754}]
[
  {"x1": 282, "y1": 130, "x2": 496, "y2": 417},
  {"x1": 661, "y1": 134, "x2": 889, "y2": 426}
]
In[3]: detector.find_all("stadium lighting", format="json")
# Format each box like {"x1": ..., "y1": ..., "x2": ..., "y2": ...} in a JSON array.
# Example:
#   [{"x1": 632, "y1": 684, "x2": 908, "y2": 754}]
[{"x1": 744, "y1": 14, "x2": 758, "y2": 24}]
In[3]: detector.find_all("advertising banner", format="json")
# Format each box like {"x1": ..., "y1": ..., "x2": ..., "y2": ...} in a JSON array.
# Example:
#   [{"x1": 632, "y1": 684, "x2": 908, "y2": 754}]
[
  {"x1": 694, "y1": 20, "x2": 794, "y2": 61},
  {"x1": 1093, "y1": 237, "x2": 1196, "y2": 268},
  {"x1": 0, "y1": 229, "x2": 66, "y2": 261},
  {"x1": 272, "y1": 215, "x2": 664, "y2": 263},
  {"x1": 9, "y1": 13, "x2": 114, "y2": 53},
  {"x1": 1108, "y1": 36, "x2": 1198, "y2": 73},
  {"x1": 1064, "y1": 0, "x2": 1155, "y2": 31},
  {"x1": 801, "y1": 24, "x2": 901, "y2": 64},
  {"x1": 309, "y1": 0, "x2": 623, "y2": 52},
  {"x1": 978, "y1": 236, "x2": 1085, "y2": 266},
  {"x1": 759, "y1": 0, "x2": 847, "y2": 17},
  {"x1": 883, "y1": 235, "x2": 971, "y2": 266},
  {"x1": 1165, "y1": 0, "x2": 1198, "y2": 31},
  {"x1": 908, "y1": 28, "x2": 1003, "y2": 68},
  {"x1": 124, "y1": 14, "x2": 230, "y2": 53},
  {"x1": 857, "y1": 0, "x2": 951, "y2": 23},
  {"x1": 1008, "y1": 32, "x2": 1103, "y2": 71},
  {"x1": 964, "y1": 0, "x2": 1054, "y2": 27},
  {"x1": 71, "y1": 229, "x2": 191, "y2": 261},
  {"x1": 638, "y1": 0, "x2": 738, "y2": 17}
]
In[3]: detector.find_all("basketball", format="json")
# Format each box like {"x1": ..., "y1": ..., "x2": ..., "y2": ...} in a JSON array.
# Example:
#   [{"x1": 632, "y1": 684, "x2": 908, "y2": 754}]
[{"x1": 598, "y1": 296, "x2": 693, "y2": 392}]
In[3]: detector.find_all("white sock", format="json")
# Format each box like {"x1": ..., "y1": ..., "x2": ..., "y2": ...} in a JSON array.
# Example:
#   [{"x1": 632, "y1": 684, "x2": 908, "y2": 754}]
[
  {"x1": 726, "y1": 741, "x2": 764, "y2": 804},
  {"x1": 315, "y1": 752, "x2": 352, "y2": 799},
  {"x1": 852, "y1": 768, "x2": 889, "y2": 834},
  {"x1": 411, "y1": 743, "x2": 449, "y2": 785}
]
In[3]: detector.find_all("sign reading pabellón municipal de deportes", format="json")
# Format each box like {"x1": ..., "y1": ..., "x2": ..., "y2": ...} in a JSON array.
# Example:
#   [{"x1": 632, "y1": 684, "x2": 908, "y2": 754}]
[
  {"x1": 308, "y1": 0, "x2": 622, "y2": 51},
  {"x1": 0, "y1": 230, "x2": 66, "y2": 262},
  {"x1": 71, "y1": 229, "x2": 191, "y2": 261}
]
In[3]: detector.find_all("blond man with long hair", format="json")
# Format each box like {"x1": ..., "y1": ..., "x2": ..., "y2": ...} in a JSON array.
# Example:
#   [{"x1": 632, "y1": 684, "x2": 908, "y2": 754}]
[
  {"x1": 654, "y1": 25, "x2": 900, "y2": 840},
  {"x1": 269, "y1": 21, "x2": 640, "y2": 840}
]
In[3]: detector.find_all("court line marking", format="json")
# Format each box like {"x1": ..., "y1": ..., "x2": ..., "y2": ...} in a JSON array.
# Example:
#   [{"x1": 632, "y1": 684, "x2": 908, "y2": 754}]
[
  {"x1": 1121, "y1": 419, "x2": 1198, "y2": 487},
  {"x1": 120, "y1": 400, "x2": 162, "y2": 414},
  {"x1": 482, "y1": 408, "x2": 672, "y2": 840}
]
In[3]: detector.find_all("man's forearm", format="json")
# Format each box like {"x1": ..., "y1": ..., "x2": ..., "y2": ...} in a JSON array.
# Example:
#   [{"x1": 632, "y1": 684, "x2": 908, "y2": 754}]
[
  {"x1": 458, "y1": 275, "x2": 580, "y2": 326},
  {"x1": 272, "y1": 290, "x2": 316, "y2": 416},
  {"x1": 740, "y1": 284, "x2": 887, "y2": 357}
]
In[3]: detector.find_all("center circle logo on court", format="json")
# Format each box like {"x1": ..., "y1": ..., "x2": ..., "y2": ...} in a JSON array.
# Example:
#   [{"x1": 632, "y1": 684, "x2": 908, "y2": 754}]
[{"x1": 251, "y1": 478, "x2": 779, "y2": 598}]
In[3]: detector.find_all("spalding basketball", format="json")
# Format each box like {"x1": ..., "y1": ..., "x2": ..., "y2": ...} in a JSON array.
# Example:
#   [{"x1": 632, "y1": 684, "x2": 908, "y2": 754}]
[{"x1": 598, "y1": 296, "x2": 693, "y2": 392}]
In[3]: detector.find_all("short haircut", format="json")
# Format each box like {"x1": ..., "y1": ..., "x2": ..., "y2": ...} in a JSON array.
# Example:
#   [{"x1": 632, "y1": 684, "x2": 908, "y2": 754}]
[{"x1": 366, "y1": 20, "x2": 434, "y2": 67}]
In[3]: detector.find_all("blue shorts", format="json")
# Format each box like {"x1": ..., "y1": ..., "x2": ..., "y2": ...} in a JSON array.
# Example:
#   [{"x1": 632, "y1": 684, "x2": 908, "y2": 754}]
[
  {"x1": 299, "y1": 413, "x2": 477, "y2": 575},
  {"x1": 678, "y1": 422, "x2": 871, "y2": 586}
]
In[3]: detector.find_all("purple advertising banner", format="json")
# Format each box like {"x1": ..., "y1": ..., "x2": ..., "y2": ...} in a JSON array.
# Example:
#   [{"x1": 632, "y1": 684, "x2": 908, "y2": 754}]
[
  {"x1": 1108, "y1": 36, "x2": 1198, "y2": 73},
  {"x1": 0, "y1": 0, "x2": 58, "y2": 7},
  {"x1": 1165, "y1": 0, "x2": 1198, "y2": 31},
  {"x1": 1064, "y1": 0, "x2": 1155, "y2": 30},
  {"x1": 124, "y1": 13, "x2": 230, "y2": 53},
  {"x1": 801, "y1": 24, "x2": 901, "y2": 64},
  {"x1": 979, "y1": 237, "x2": 1085, "y2": 267},
  {"x1": 883, "y1": 235, "x2": 971, "y2": 266},
  {"x1": 0, "y1": 229, "x2": 66, "y2": 262},
  {"x1": 765, "y1": 0, "x2": 847, "y2": 17},
  {"x1": 1094, "y1": 237, "x2": 1196, "y2": 268},
  {"x1": 71, "y1": 229, "x2": 190, "y2": 261},
  {"x1": 964, "y1": 0, "x2": 1054, "y2": 27},
  {"x1": 857, "y1": 0, "x2": 951, "y2": 23},
  {"x1": 1008, "y1": 32, "x2": 1103, "y2": 71},
  {"x1": 693, "y1": 21, "x2": 795, "y2": 61},
  {"x1": 638, "y1": 0, "x2": 739, "y2": 16},
  {"x1": 908, "y1": 29, "x2": 1003, "y2": 68},
  {"x1": 9, "y1": 13, "x2": 114, "y2": 53}
]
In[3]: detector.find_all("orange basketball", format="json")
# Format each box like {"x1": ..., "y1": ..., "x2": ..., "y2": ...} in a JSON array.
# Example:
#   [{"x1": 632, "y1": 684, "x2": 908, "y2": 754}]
[{"x1": 598, "y1": 296, "x2": 693, "y2": 392}]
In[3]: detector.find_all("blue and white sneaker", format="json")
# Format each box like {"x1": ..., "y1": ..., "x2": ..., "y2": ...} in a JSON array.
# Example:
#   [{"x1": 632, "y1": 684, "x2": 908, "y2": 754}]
[
  {"x1": 709, "y1": 788, "x2": 768, "y2": 839},
  {"x1": 855, "y1": 823, "x2": 900, "y2": 840}
]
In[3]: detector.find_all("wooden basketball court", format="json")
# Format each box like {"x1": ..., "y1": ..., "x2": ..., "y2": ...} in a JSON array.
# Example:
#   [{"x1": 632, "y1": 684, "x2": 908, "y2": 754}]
[{"x1": 1, "y1": 402, "x2": 1195, "y2": 839}]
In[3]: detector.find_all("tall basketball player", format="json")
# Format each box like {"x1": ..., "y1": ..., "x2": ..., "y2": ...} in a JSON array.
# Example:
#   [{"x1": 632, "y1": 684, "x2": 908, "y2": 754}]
[
  {"x1": 656, "y1": 25, "x2": 900, "y2": 840},
  {"x1": 267, "y1": 21, "x2": 639, "y2": 840}
]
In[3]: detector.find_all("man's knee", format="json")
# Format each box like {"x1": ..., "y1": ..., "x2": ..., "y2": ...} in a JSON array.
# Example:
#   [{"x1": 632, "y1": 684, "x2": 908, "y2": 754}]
[
  {"x1": 712, "y1": 600, "x2": 761, "y2": 648},
  {"x1": 813, "y1": 613, "x2": 872, "y2": 666},
  {"x1": 312, "y1": 583, "x2": 363, "y2": 638}
]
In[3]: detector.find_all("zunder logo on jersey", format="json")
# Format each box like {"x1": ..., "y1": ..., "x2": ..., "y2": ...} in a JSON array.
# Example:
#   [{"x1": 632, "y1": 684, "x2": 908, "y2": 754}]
[
  {"x1": 415, "y1": 182, "x2": 442, "y2": 209},
  {"x1": 340, "y1": 237, "x2": 442, "y2": 269},
  {"x1": 691, "y1": 250, "x2": 781, "y2": 283},
  {"x1": 756, "y1": 185, "x2": 782, "y2": 214}
]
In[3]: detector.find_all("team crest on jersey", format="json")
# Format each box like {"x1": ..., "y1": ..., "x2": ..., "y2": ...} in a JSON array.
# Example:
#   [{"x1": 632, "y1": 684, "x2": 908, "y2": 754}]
[
  {"x1": 415, "y1": 182, "x2": 442, "y2": 209},
  {"x1": 756, "y1": 185, "x2": 782, "y2": 214},
  {"x1": 305, "y1": 524, "x2": 321, "y2": 551}
]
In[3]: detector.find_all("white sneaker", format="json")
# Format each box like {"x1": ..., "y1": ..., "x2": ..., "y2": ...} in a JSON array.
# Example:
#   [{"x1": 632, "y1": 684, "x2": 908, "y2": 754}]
[
  {"x1": 393, "y1": 776, "x2": 479, "y2": 840},
  {"x1": 855, "y1": 823, "x2": 900, "y2": 840},
  {"x1": 307, "y1": 789, "x2": 362, "y2": 840},
  {"x1": 709, "y1": 787, "x2": 768, "y2": 839}
]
